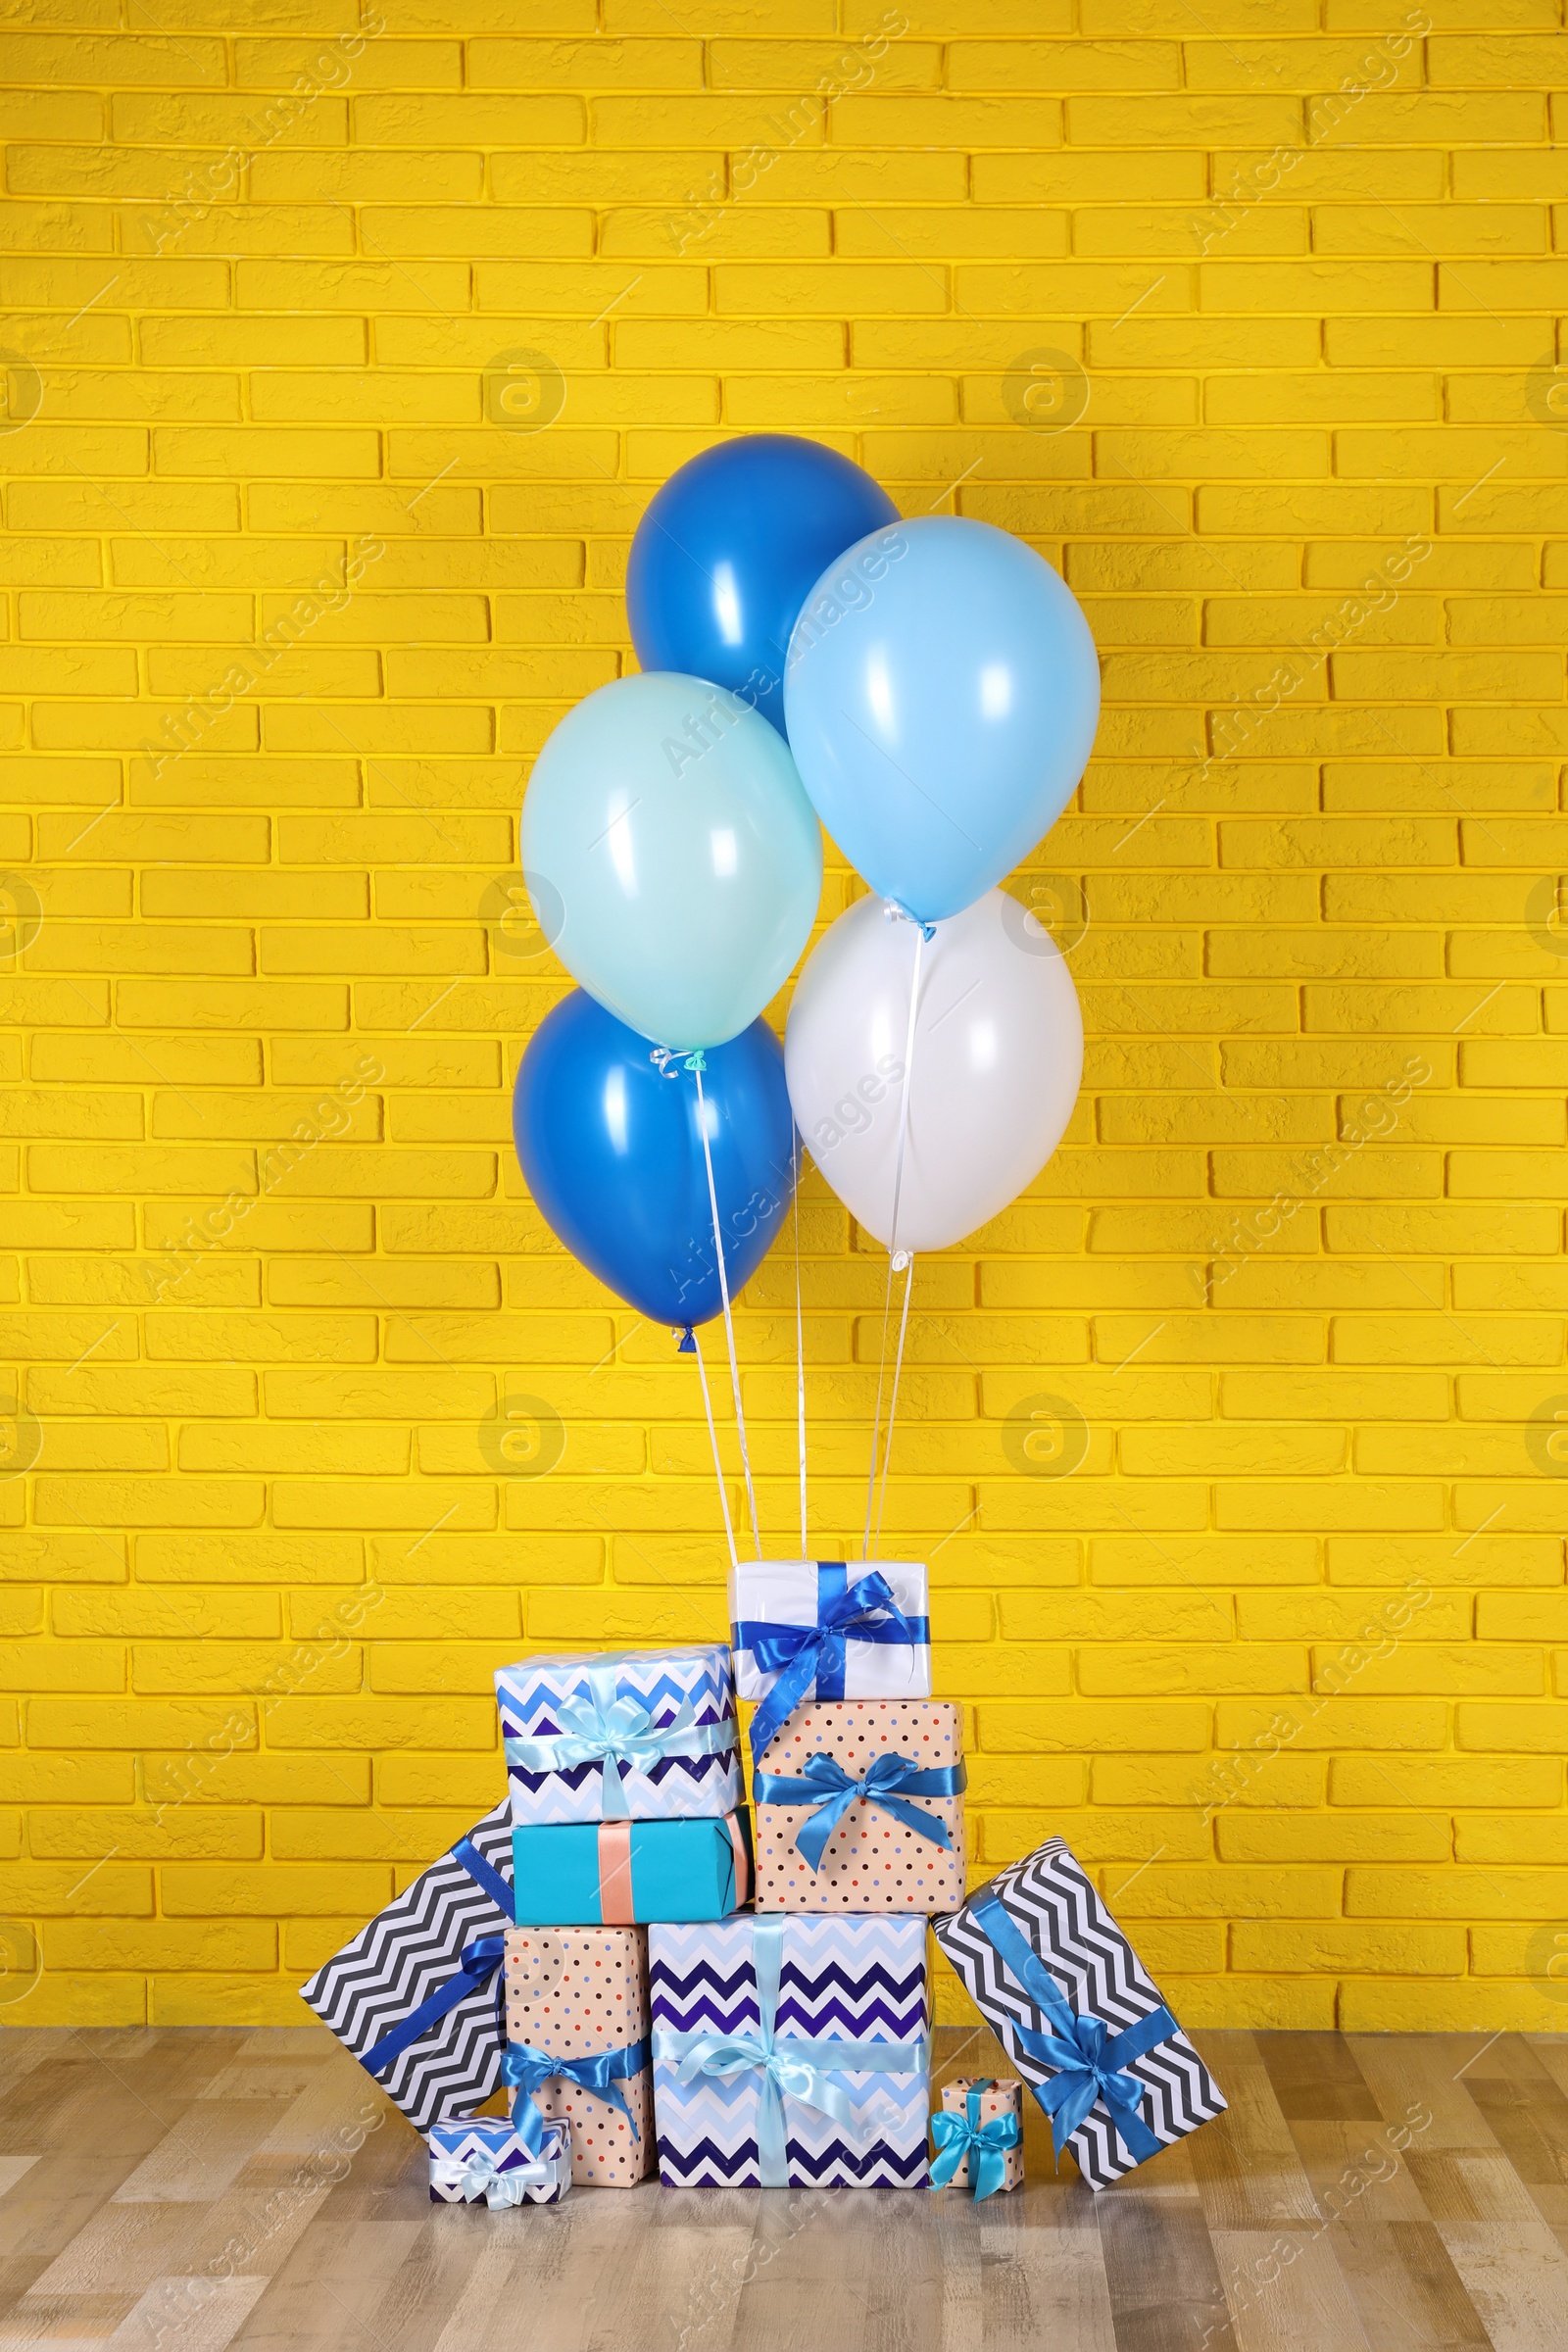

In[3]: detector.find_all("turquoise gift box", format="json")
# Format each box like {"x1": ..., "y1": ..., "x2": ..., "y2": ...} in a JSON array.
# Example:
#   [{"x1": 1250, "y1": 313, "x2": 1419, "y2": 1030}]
[{"x1": 513, "y1": 1811, "x2": 752, "y2": 1927}]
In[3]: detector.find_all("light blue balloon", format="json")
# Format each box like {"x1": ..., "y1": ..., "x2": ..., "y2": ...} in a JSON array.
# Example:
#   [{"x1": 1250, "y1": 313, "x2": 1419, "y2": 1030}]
[
  {"x1": 520, "y1": 671, "x2": 823, "y2": 1053},
  {"x1": 782, "y1": 515, "x2": 1101, "y2": 924}
]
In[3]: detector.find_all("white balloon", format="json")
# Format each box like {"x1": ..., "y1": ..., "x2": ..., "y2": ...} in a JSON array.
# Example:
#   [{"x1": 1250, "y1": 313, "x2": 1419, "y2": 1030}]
[{"x1": 785, "y1": 888, "x2": 1083, "y2": 1253}]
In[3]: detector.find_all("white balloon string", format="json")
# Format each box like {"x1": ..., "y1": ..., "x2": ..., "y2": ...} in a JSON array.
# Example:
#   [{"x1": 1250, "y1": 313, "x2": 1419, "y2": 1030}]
[
  {"x1": 793, "y1": 1126, "x2": 808, "y2": 1560},
  {"x1": 694, "y1": 1061, "x2": 761, "y2": 1562},
  {"x1": 861, "y1": 917, "x2": 925, "y2": 1562},
  {"x1": 689, "y1": 1323, "x2": 738, "y2": 1572},
  {"x1": 872, "y1": 1251, "x2": 916, "y2": 1562}
]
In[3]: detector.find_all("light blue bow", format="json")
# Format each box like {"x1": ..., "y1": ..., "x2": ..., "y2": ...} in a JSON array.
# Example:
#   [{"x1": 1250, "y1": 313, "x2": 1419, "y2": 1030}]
[
  {"x1": 430, "y1": 2145, "x2": 555, "y2": 2208},
  {"x1": 929, "y1": 2087, "x2": 1020, "y2": 2201},
  {"x1": 753, "y1": 1749, "x2": 962, "y2": 1873},
  {"x1": 504, "y1": 1664, "x2": 732, "y2": 1818},
  {"x1": 651, "y1": 1917, "x2": 925, "y2": 2187}
]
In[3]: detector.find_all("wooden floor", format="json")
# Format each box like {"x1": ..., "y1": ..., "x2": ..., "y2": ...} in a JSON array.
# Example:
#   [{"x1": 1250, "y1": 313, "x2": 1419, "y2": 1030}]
[{"x1": 3, "y1": 2024, "x2": 1568, "y2": 2350}]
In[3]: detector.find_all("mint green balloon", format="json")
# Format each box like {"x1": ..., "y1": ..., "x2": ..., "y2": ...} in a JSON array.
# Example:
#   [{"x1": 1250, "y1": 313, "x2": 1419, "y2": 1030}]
[{"x1": 520, "y1": 672, "x2": 824, "y2": 1052}]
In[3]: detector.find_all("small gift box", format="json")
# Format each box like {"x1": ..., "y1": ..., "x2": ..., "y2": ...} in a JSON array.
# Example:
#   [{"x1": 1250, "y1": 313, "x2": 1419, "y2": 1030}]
[
  {"x1": 753, "y1": 1699, "x2": 965, "y2": 1914},
  {"x1": 513, "y1": 1812, "x2": 751, "y2": 1926},
  {"x1": 728, "y1": 1560, "x2": 931, "y2": 1763},
  {"x1": 299, "y1": 1803, "x2": 514, "y2": 2131},
  {"x1": 495, "y1": 1645, "x2": 741, "y2": 1826},
  {"x1": 427, "y1": 2116, "x2": 571, "y2": 2207},
  {"x1": 503, "y1": 1925, "x2": 655, "y2": 2185},
  {"x1": 649, "y1": 1914, "x2": 930, "y2": 2186},
  {"x1": 930, "y1": 2079, "x2": 1024, "y2": 2201},
  {"x1": 934, "y1": 1838, "x2": 1226, "y2": 2192}
]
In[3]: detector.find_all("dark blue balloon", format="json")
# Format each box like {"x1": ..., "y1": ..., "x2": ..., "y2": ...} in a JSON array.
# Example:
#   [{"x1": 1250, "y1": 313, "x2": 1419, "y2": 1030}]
[
  {"x1": 514, "y1": 990, "x2": 798, "y2": 1328},
  {"x1": 625, "y1": 433, "x2": 899, "y2": 739}
]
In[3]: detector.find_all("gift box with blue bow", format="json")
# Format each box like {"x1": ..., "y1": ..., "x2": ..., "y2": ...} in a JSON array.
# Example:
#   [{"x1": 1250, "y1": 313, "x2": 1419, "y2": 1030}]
[
  {"x1": 649, "y1": 1913, "x2": 930, "y2": 2186},
  {"x1": 495, "y1": 1645, "x2": 741, "y2": 1827},
  {"x1": 427, "y1": 2116, "x2": 571, "y2": 2207},
  {"x1": 728, "y1": 1561, "x2": 931, "y2": 1764},
  {"x1": 504, "y1": 1925, "x2": 655, "y2": 2185},
  {"x1": 929, "y1": 2078, "x2": 1023, "y2": 2201},
  {"x1": 933, "y1": 1838, "x2": 1226, "y2": 2192},
  {"x1": 299, "y1": 1802, "x2": 516, "y2": 2132},
  {"x1": 752, "y1": 1698, "x2": 965, "y2": 1913}
]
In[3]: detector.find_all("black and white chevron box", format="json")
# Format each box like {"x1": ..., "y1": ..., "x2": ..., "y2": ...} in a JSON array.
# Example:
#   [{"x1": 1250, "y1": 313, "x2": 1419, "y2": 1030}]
[
  {"x1": 299, "y1": 1803, "x2": 515, "y2": 2132},
  {"x1": 934, "y1": 1838, "x2": 1225, "y2": 2191}
]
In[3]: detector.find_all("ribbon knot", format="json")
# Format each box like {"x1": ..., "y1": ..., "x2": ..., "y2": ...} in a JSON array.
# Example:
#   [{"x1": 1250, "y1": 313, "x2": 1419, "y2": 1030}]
[
  {"x1": 929, "y1": 2088, "x2": 1021, "y2": 2201},
  {"x1": 740, "y1": 1567, "x2": 924, "y2": 1761},
  {"x1": 429, "y1": 2141, "x2": 557, "y2": 2208},
  {"x1": 650, "y1": 1046, "x2": 707, "y2": 1078},
  {"x1": 502, "y1": 2036, "x2": 649, "y2": 2159},
  {"x1": 754, "y1": 1748, "x2": 963, "y2": 1874}
]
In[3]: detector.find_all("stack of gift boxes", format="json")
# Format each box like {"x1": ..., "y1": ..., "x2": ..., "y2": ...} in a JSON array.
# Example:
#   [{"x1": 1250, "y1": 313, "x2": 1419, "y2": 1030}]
[{"x1": 301, "y1": 1559, "x2": 1224, "y2": 2209}]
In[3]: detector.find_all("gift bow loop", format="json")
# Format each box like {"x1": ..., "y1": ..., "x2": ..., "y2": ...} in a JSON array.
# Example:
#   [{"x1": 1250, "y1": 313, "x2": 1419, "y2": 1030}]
[
  {"x1": 969, "y1": 1889, "x2": 1175, "y2": 2170},
  {"x1": 501, "y1": 2035, "x2": 649, "y2": 2159},
  {"x1": 741, "y1": 1570, "x2": 921, "y2": 1760},
  {"x1": 754, "y1": 1748, "x2": 962, "y2": 1873},
  {"x1": 929, "y1": 2094, "x2": 1021, "y2": 2201},
  {"x1": 504, "y1": 1664, "x2": 731, "y2": 1817},
  {"x1": 429, "y1": 2145, "x2": 552, "y2": 2208}
]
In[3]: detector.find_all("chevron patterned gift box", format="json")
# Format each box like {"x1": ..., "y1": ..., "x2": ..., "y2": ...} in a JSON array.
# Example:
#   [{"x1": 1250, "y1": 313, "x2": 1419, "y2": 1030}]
[
  {"x1": 648, "y1": 1914, "x2": 930, "y2": 2187},
  {"x1": 753, "y1": 1699, "x2": 965, "y2": 1914},
  {"x1": 495, "y1": 1645, "x2": 741, "y2": 1826},
  {"x1": 934, "y1": 1838, "x2": 1226, "y2": 2192},
  {"x1": 299, "y1": 1804, "x2": 514, "y2": 2132},
  {"x1": 427, "y1": 2117, "x2": 570, "y2": 2207},
  {"x1": 729, "y1": 1563, "x2": 931, "y2": 1764}
]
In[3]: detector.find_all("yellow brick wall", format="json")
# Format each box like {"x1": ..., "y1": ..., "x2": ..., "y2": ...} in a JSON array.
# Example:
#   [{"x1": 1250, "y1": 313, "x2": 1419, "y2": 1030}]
[{"x1": 1, "y1": 0, "x2": 1566, "y2": 2034}]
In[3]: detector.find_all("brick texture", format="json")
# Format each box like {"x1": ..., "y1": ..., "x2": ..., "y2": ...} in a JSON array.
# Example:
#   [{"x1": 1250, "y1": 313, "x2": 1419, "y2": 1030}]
[{"x1": 1, "y1": 0, "x2": 1566, "y2": 2033}]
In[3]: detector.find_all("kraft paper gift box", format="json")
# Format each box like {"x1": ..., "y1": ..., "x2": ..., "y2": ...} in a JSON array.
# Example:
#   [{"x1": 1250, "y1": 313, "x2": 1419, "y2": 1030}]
[
  {"x1": 728, "y1": 1560, "x2": 931, "y2": 1764},
  {"x1": 495, "y1": 1645, "x2": 741, "y2": 1827},
  {"x1": 427, "y1": 2116, "x2": 570, "y2": 2207},
  {"x1": 299, "y1": 1803, "x2": 514, "y2": 2132},
  {"x1": 503, "y1": 1925, "x2": 655, "y2": 2186},
  {"x1": 513, "y1": 1812, "x2": 752, "y2": 1927},
  {"x1": 934, "y1": 1838, "x2": 1226, "y2": 2192},
  {"x1": 930, "y1": 2079, "x2": 1024, "y2": 2200},
  {"x1": 752, "y1": 1698, "x2": 965, "y2": 1914},
  {"x1": 649, "y1": 1913, "x2": 930, "y2": 2187}
]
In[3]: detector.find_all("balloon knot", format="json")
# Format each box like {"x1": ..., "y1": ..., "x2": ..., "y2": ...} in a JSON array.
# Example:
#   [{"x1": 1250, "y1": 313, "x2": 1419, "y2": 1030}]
[
  {"x1": 882, "y1": 898, "x2": 936, "y2": 943},
  {"x1": 675, "y1": 1326, "x2": 696, "y2": 1354},
  {"x1": 650, "y1": 1047, "x2": 707, "y2": 1079}
]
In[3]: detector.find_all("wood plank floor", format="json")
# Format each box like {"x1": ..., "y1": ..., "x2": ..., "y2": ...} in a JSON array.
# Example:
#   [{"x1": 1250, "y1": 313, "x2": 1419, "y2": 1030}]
[{"x1": 3, "y1": 2024, "x2": 1567, "y2": 2350}]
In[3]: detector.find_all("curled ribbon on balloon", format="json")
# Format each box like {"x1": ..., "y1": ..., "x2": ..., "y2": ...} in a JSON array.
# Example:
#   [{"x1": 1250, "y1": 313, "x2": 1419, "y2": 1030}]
[
  {"x1": 739, "y1": 1568, "x2": 925, "y2": 1761},
  {"x1": 429, "y1": 2145, "x2": 557, "y2": 2208},
  {"x1": 753, "y1": 1748, "x2": 964, "y2": 1874},
  {"x1": 504, "y1": 1664, "x2": 734, "y2": 1818},
  {"x1": 501, "y1": 2035, "x2": 649, "y2": 2160},
  {"x1": 651, "y1": 1917, "x2": 925, "y2": 2188},
  {"x1": 650, "y1": 1046, "x2": 707, "y2": 1078},
  {"x1": 929, "y1": 2091, "x2": 1021, "y2": 2202},
  {"x1": 969, "y1": 1890, "x2": 1174, "y2": 2169}
]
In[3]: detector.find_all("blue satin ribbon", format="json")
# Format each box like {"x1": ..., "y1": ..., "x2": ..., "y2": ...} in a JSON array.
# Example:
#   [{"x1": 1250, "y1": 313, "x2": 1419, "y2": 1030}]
[
  {"x1": 929, "y1": 2088, "x2": 1021, "y2": 2201},
  {"x1": 361, "y1": 1933, "x2": 507, "y2": 2081},
  {"x1": 504, "y1": 1663, "x2": 734, "y2": 1818},
  {"x1": 969, "y1": 1890, "x2": 1175, "y2": 2170},
  {"x1": 753, "y1": 1749, "x2": 964, "y2": 1873},
  {"x1": 736, "y1": 1565, "x2": 928, "y2": 1761},
  {"x1": 651, "y1": 1916, "x2": 926, "y2": 2188},
  {"x1": 501, "y1": 2034, "x2": 650, "y2": 2159},
  {"x1": 452, "y1": 1835, "x2": 514, "y2": 1919}
]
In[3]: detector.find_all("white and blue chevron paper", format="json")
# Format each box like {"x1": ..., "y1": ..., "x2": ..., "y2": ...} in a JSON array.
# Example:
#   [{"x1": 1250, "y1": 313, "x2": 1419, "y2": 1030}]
[
  {"x1": 649, "y1": 1915, "x2": 930, "y2": 2187},
  {"x1": 496, "y1": 1645, "x2": 741, "y2": 1828}
]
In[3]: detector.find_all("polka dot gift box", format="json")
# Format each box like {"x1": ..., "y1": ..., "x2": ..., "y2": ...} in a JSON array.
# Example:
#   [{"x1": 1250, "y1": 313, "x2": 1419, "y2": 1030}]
[
  {"x1": 751, "y1": 1698, "x2": 966, "y2": 1914},
  {"x1": 502, "y1": 1926, "x2": 655, "y2": 2187}
]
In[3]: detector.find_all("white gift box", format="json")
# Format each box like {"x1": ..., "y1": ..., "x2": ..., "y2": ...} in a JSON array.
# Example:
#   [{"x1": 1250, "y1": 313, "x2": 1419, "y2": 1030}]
[{"x1": 728, "y1": 1560, "x2": 931, "y2": 1761}]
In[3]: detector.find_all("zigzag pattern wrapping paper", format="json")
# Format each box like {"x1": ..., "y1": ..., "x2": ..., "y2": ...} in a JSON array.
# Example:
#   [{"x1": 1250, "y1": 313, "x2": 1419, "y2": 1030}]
[
  {"x1": 728, "y1": 1564, "x2": 932, "y2": 1708},
  {"x1": 495, "y1": 1646, "x2": 741, "y2": 1826},
  {"x1": 934, "y1": 1838, "x2": 1225, "y2": 2193},
  {"x1": 427, "y1": 2119, "x2": 570, "y2": 2207},
  {"x1": 298, "y1": 1803, "x2": 513, "y2": 2133},
  {"x1": 648, "y1": 1915, "x2": 930, "y2": 2188}
]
